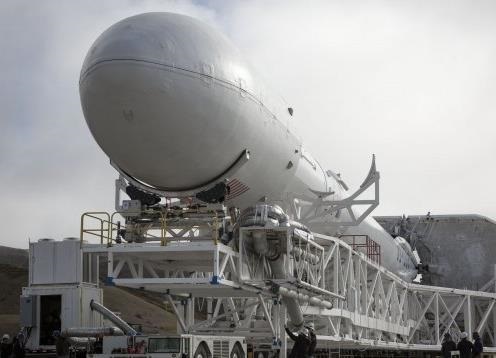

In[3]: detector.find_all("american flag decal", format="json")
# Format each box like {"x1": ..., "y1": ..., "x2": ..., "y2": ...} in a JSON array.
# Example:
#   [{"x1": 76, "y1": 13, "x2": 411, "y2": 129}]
[{"x1": 226, "y1": 178, "x2": 250, "y2": 200}]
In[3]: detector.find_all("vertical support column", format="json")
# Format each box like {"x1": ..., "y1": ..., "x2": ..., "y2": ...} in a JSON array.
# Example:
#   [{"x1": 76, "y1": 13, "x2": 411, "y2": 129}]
[
  {"x1": 106, "y1": 251, "x2": 114, "y2": 285},
  {"x1": 333, "y1": 247, "x2": 340, "y2": 308},
  {"x1": 237, "y1": 227, "x2": 248, "y2": 282},
  {"x1": 186, "y1": 295, "x2": 194, "y2": 328},
  {"x1": 493, "y1": 264, "x2": 496, "y2": 344},
  {"x1": 238, "y1": 229, "x2": 244, "y2": 280},
  {"x1": 96, "y1": 254, "x2": 100, "y2": 286},
  {"x1": 465, "y1": 295, "x2": 473, "y2": 336},
  {"x1": 279, "y1": 302, "x2": 287, "y2": 358},
  {"x1": 321, "y1": 245, "x2": 326, "y2": 290},
  {"x1": 177, "y1": 299, "x2": 186, "y2": 334},
  {"x1": 286, "y1": 228, "x2": 291, "y2": 279},
  {"x1": 273, "y1": 297, "x2": 280, "y2": 349},
  {"x1": 207, "y1": 298, "x2": 213, "y2": 320},
  {"x1": 435, "y1": 293, "x2": 440, "y2": 344},
  {"x1": 87, "y1": 253, "x2": 92, "y2": 284},
  {"x1": 362, "y1": 260, "x2": 368, "y2": 316},
  {"x1": 138, "y1": 259, "x2": 143, "y2": 278},
  {"x1": 213, "y1": 245, "x2": 220, "y2": 284}
]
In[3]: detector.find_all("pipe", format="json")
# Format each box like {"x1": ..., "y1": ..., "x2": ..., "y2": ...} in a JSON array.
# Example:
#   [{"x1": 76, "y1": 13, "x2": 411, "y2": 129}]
[
  {"x1": 90, "y1": 300, "x2": 137, "y2": 336},
  {"x1": 67, "y1": 337, "x2": 96, "y2": 347},
  {"x1": 295, "y1": 279, "x2": 345, "y2": 300},
  {"x1": 61, "y1": 327, "x2": 124, "y2": 338},
  {"x1": 291, "y1": 247, "x2": 320, "y2": 265},
  {"x1": 277, "y1": 286, "x2": 333, "y2": 309},
  {"x1": 269, "y1": 256, "x2": 305, "y2": 328},
  {"x1": 289, "y1": 220, "x2": 310, "y2": 233},
  {"x1": 235, "y1": 203, "x2": 318, "y2": 328},
  {"x1": 237, "y1": 203, "x2": 290, "y2": 228}
]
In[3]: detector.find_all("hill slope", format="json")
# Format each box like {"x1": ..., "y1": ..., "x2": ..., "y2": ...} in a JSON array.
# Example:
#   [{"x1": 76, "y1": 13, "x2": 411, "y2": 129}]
[
  {"x1": 0, "y1": 245, "x2": 28, "y2": 268},
  {"x1": 0, "y1": 246, "x2": 177, "y2": 337}
]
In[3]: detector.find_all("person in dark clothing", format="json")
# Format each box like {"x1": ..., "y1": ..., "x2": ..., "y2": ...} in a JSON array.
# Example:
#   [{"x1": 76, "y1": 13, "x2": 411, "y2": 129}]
[
  {"x1": 11, "y1": 336, "x2": 24, "y2": 358},
  {"x1": 441, "y1": 333, "x2": 457, "y2": 358},
  {"x1": 457, "y1": 332, "x2": 474, "y2": 358},
  {"x1": 305, "y1": 322, "x2": 317, "y2": 358},
  {"x1": 285, "y1": 326, "x2": 310, "y2": 358},
  {"x1": 1, "y1": 335, "x2": 13, "y2": 358},
  {"x1": 53, "y1": 331, "x2": 70, "y2": 358},
  {"x1": 472, "y1": 332, "x2": 483, "y2": 358}
]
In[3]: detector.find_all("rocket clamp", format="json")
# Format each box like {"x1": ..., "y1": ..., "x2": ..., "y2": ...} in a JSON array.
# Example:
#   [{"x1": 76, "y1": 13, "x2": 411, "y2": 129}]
[{"x1": 302, "y1": 155, "x2": 380, "y2": 227}]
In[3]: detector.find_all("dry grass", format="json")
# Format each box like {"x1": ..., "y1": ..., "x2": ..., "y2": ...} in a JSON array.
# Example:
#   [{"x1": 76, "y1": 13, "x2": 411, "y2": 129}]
[{"x1": 103, "y1": 286, "x2": 177, "y2": 334}]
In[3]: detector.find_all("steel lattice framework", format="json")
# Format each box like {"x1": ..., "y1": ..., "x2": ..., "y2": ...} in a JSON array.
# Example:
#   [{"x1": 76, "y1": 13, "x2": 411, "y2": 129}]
[{"x1": 82, "y1": 226, "x2": 496, "y2": 355}]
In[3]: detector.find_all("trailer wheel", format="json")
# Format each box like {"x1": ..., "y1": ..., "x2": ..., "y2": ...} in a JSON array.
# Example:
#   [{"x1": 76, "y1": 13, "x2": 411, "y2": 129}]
[
  {"x1": 194, "y1": 343, "x2": 210, "y2": 358},
  {"x1": 231, "y1": 343, "x2": 245, "y2": 358}
]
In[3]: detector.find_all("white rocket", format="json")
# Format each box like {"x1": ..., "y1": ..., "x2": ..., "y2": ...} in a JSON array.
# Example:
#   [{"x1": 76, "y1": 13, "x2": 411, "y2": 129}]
[{"x1": 79, "y1": 12, "x2": 417, "y2": 281}]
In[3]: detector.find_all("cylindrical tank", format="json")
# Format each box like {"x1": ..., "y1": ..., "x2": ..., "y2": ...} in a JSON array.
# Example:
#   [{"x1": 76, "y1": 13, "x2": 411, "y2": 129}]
[
  {"x1": 80, "y1": 13, "x2": 417, "y2": 282},
  {"x1": 80, "y1": 12, "x2": 332, "y2": 204}
]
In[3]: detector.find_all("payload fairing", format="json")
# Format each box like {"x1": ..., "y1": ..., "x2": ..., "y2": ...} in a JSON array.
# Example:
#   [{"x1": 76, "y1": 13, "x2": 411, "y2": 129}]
[{"x1": 79, "y1": 12, "x2": 417, "y2": 282}]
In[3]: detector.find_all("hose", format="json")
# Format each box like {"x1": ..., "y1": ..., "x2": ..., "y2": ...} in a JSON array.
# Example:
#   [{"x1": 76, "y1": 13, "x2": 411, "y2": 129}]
[
  {"x1": 90, "y1": 300, "x2": 137, "y2": 336},
  {"x1": 60, "y1": 327, "x2": 124, "y2": 338}
]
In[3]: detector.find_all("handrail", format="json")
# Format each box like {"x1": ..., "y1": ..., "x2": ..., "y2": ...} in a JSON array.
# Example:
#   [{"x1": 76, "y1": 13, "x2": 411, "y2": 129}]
[
  {"x1": 109, "y1": 211, "x2": 126, "y2": 247},
  {"x1": 81, "y1": 208, "x2": 224, "y2": 246},
  {"x1": 80, "y1": 212, "x2": 111, "y2": 246},
  {"x1": 110, "y1": 210, "x2": 167, "y2": 247}
]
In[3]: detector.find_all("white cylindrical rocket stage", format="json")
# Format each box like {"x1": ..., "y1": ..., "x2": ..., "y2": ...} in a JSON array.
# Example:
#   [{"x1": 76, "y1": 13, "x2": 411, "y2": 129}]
[{"x1": 80, "y1": 13, "x2": 417, "y2": 284}]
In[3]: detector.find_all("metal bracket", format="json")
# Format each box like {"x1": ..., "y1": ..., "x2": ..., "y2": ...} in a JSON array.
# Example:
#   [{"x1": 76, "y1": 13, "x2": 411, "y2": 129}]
[
  {"x1": 303, "y1": 155, "x2": 380, "y2": 226},
  {"x1": 115, "y1": 175, "x2": 127, "y2": 212}
]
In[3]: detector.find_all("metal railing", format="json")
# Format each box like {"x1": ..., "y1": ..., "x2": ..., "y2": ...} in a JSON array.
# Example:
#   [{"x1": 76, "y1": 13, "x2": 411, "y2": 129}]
[
  {"x1": 80, "y1": 209, "x2": 221, "y2": 247},
  {"x1": 80, "y1": 212, "x2": 112, "y2": 246}
]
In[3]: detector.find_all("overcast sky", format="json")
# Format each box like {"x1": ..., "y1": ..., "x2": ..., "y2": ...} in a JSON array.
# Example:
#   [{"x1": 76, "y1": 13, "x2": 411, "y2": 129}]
[{"x1": 1, "y1": 0, "x2": 495, "y2": 248}]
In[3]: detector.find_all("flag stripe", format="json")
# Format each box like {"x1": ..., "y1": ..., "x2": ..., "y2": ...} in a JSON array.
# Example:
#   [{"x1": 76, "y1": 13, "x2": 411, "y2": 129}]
[{"x1": 226, "y1": 179, "x2": 250, "y2": 200}]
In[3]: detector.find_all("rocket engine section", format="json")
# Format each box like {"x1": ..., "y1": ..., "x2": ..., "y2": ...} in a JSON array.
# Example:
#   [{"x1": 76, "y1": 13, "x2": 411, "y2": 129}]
[{"x1": 79, "y1": 12, "x2": 418, "y2": 296}]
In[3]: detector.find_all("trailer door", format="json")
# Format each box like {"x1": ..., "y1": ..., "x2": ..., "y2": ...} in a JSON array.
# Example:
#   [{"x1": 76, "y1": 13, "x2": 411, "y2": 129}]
[{"x1": 39, "y1": 295, "x2": 61, "y2": 346}]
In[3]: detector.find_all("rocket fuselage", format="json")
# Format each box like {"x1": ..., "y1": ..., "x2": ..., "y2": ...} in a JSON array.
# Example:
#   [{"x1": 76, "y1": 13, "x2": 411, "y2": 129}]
[{"x1": 79, "y1": 12, "x2": 417, "y2": 281}]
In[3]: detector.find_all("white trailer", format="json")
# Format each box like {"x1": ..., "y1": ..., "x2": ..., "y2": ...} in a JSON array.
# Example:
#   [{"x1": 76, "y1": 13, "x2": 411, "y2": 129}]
[
  {"x1": 21, "y1": 239, "x2": 103, "y2": 352},
  {"x1": 21, "y1": 284, "x2": 102, "y2": 351},
  {"x1": 91, "y1": 334, "x2": 246, "y2": 358}
]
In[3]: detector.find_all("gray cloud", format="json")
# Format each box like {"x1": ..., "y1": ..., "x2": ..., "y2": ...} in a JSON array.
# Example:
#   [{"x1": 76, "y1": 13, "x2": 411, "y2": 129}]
[{"x1": 1, "y1": 0, "x2": 495, "y2": 248}]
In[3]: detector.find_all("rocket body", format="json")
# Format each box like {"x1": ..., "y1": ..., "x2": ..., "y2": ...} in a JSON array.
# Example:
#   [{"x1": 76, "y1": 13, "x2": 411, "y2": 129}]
[{"x1": 80, "y1": 13, "x2": 417, "y2": 281}]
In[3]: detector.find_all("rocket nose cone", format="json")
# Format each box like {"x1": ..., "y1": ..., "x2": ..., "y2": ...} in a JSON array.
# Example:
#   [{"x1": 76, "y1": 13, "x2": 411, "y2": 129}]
[
  {"x1": 80, "y1": 13, "x2": 185, "y2": 78},
  {"x1": 80, "y1": 13, "x2": 253, "y2": 191}
]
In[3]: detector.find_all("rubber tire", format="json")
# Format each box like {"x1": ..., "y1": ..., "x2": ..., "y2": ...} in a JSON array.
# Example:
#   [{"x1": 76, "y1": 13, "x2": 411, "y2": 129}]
[
  {"x1": 194, "y1": 343, "x2": 209, "y2": 358},
  {"x1": 231, "y1": 343, "x2": 245, "y2": 358}
]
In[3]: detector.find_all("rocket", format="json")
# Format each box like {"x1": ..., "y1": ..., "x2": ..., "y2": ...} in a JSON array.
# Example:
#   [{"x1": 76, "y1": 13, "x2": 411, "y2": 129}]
[{"x1": 79, "y1": 12, "x2": 417, "y2": 281}]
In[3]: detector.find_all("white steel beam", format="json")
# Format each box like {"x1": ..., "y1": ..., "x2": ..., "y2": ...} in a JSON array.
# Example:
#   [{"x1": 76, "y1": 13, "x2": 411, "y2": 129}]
[
  {"x1": 85, "y1": 227, "x2": 496, "y2": 351},
  {"x1": 258, "y1": 294, "x2": 276, "y2": 336},
  {"x1": 165, "y1": 294, "x2": 187, "y2": 333},
  {"x1": 476, "y1": 300, "x2": 495, "y2": 334}
]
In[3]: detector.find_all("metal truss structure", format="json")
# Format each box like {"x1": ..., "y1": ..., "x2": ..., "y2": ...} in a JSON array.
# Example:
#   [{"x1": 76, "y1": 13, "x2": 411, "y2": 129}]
[
  {"x1": 81, "y1": 221, "x2": 496, "y2": 356},
  {"x1": 288, "y1": 155, "x2": 380, "y2": 228}
]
